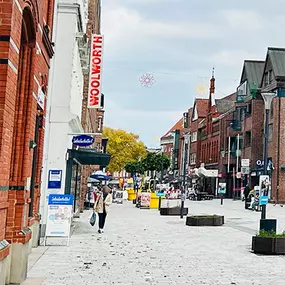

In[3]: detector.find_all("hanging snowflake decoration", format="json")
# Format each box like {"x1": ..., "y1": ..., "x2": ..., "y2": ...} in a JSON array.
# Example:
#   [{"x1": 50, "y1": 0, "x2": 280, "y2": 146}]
[{"x1": 139, "y1": 73, "x2": 155, "y2": 87}]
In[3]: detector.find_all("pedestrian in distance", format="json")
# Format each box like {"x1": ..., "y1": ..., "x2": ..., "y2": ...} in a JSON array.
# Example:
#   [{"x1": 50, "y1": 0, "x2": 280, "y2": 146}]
[
  {"x1": 244, "y1": 184, "x2": 250, "y2": 209},
  {"x1": 93, "y1": 186, "x2": 112, "y2": 233}
]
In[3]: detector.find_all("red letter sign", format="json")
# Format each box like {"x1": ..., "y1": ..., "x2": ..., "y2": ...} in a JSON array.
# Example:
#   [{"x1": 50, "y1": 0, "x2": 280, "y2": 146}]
[{"x1": 87, "y1": 34, "x2": 104, "y2": 108}]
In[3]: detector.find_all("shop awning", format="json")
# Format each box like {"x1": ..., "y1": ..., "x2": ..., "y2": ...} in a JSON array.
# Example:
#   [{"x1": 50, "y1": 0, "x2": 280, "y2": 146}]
[
  {"x1": 198, "y1": 167, "x2": 218, "y2": 178},
  {"x1": 67, "y1": 148, "x2": 111, "y2": 166}
]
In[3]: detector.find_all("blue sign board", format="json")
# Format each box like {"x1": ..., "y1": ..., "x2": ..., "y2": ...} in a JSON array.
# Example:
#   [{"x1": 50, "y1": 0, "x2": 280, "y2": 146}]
[
  {"x1": 156, "y1": 192, "x2": 165, "y2": 197},
  {"x1": 48, "y1": 170, "x2": 62, "y2": 189},
  {"x1": 72, "y1": 135, "x2": 94, "y2": 147},
  {"x1": 48, "y1": 194, "x2": 74, "y2": 205},
  {"x1": 259, "y1": 196, "x2": 269, "y2": 206}
]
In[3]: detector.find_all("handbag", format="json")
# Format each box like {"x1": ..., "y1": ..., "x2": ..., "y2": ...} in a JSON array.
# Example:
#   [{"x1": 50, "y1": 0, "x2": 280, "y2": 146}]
[{"x1": 89, "y1": 211, "x2": 97, "y2": 226}]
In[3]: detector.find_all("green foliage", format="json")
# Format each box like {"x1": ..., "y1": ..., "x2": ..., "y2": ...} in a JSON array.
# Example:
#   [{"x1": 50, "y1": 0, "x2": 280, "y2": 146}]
[
  {"x1": 124, "y1": 161, "x2": 145, "y2": 175},
  {"x1": 141, "y1": 153, "x2": 170, "y2": 172},
  {"x1": 257, "y1": 230, "x2": 285, "y2": 238},
  {"x1": 103, "y1": 127, "x2": 147, "y2": 173}
]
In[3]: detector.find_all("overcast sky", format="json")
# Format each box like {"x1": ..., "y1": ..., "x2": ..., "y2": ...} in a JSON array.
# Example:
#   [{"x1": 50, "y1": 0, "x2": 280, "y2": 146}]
[{"x1": 101, "y1": 0, "x2": 285, "y2": 147}]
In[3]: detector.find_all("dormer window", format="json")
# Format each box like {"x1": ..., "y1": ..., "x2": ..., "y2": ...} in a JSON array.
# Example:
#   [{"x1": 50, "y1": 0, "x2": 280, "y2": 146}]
[
  {"x1": 264, "y1": 72, "x2": 269, "y2": 86},
  {"x1": 264, "y1": 70, "x2": 273, "y2": 87},
  {"x1": 269, "y1": 70, "x2": 273, "y2": 83}
]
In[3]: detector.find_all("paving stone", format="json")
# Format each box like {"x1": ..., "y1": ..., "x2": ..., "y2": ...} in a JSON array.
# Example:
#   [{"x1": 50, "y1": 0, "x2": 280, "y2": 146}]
[{"x1": 23, "y1": 199, "x2": 285, "y2": 285}]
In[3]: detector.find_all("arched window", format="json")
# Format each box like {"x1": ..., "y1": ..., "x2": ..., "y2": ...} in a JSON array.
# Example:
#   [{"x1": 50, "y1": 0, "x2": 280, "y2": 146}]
[{"x1": 10, "y1": 7, "x2": 36, "y2": 181}]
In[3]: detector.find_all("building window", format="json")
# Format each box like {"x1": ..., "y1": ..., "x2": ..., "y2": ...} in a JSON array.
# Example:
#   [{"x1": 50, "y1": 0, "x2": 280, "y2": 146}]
[
  {"x1": 191, "y1": 131, "x2": 197, "y2": 142},
  {"x1": 269, "y1": 70, "x2": 273, "y2": 84},
  {"x1": 244, "y1": 131, "x2": 251, "y2": 147},
  {"x1": 268, "y1": 124, "x2": 273, "y2": 142},
  {"x1": 97, "y1": 116, "x2": 103, "y2": 131},
  {"x1": 190, "y1": 153, "x2": 196, "y2": 165}
]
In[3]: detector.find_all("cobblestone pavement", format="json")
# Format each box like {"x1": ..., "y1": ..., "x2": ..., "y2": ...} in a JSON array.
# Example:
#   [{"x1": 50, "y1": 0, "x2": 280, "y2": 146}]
[{"x1": 22, "y1": 199, "x2": 285, "y2": 285}]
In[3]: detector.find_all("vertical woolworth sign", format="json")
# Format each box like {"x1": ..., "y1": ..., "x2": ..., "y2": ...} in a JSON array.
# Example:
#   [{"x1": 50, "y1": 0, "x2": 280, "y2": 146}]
[{"x1": 87, "y1": 34, "x2": 104, "y2": 108}]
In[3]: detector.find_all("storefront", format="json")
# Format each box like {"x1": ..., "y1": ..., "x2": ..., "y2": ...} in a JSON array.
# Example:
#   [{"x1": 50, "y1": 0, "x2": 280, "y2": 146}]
[{"x1": 64, "y1": 148, "x2": 111, "y2": 213}]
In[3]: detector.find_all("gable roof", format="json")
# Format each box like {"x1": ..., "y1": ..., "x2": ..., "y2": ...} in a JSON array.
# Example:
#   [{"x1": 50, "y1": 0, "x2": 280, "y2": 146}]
[
  {"x1": 193, "y1": 98, "x2": 208, "y2": 119},
  {"x1": 215, "y1": 93, "x2": 236, "y2": 114},
  {"x1": 266, "y1": 47, "x2": 285, "y2": 79},
  {"x1": 161, "y1": 118, "x2": 184, "y2": 139},
  {"x1": 240, "y1": 60, "x2": 265, "y2": 87}
]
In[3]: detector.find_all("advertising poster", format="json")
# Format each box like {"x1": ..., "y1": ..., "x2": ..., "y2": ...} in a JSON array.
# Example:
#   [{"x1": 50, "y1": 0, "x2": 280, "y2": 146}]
[
  {"x1": 46, "y1": 194, "x2": 73, "y2": 237},
  {"x1": 218, "y1": 183, "x2": 226, "y2": 194},
  {"x1": 140, "y1": 192, "x2": 150, "y2": 208},
  {"x1": 115, "y1": 190, "x2": 123, "y2": 204},
  {"x1": 259, "y1": 175, "x2": 270, "y2": 197}
]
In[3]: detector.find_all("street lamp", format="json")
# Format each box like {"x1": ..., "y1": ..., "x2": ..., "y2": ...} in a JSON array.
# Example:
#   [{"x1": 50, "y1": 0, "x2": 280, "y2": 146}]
[
  {"x1": 180, "y1": 133, "x2": 190, "y2": 219},
  {"x1": 261, "y1": 92, "x2": 277, "y2": 220}
]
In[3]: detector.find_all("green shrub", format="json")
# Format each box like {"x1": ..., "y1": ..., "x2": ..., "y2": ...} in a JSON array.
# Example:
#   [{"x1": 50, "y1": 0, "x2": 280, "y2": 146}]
[{"x1": 257, "y1": 230, "x2": 285, "y2": 238}]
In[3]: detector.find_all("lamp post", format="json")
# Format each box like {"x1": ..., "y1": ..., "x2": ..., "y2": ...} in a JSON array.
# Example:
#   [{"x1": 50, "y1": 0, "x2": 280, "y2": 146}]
[
  {"x1": 261, "y1": 92, "x2": 276, "y2": 220},
  {"x1": 180, "y1": 133, "x2": 190, "y2": 219},
  {"x1": 158, "y1": 150, "x2": 164, "y2": 211}
]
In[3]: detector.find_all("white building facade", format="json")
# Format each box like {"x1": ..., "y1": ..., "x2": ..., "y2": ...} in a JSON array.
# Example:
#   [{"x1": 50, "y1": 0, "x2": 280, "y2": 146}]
[{"x1": 40, "y1": 0, "x2": 89, "y2": 234}]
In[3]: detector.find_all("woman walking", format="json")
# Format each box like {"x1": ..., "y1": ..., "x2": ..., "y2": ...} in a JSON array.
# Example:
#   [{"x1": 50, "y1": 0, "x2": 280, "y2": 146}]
[{"x1": 94, "y1": 186, "x2": 112, "y2": 233}]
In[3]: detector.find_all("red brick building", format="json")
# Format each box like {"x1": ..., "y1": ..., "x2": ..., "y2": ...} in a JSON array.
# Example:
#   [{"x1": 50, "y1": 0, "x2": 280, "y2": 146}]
[
  {"x1": 189, "y1": 99, "x2": 208, "y2": 170},
  {"x1": 261, "y1": 48, "x2": 285, "y2": 203},
  {"x1": 0, "y1": 0, "x2": 54, "y2": 282},
  {"x1": 160, "y1": 118, "x2": 184, "y2": 180}
]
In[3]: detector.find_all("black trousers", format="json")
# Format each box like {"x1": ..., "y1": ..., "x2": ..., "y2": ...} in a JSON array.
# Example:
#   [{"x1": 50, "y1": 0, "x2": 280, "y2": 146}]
[{"x1": 98, "y1": 212, "x2": 107, "y2": 229}]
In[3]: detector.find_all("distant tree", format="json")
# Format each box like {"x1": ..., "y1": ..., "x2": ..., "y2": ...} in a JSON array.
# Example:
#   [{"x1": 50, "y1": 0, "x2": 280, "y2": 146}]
[
  {"x1": 141, "y1": 152, "x2": 170, "y2": 173},
  {"x1": 103, "y1": 127, "x2": 147, "y2": 173}
]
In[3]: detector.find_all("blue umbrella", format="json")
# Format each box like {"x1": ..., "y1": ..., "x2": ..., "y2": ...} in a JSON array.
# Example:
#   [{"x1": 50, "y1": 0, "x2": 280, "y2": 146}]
[{"x1": 90, "y1": 171, "x2": 111, "y2": 181}]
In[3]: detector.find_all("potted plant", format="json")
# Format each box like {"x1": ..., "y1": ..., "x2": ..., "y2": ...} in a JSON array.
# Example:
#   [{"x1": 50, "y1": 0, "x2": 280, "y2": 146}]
[
  {"x1": 252, "y1": 230, "x2": 285, "y2": 255},
  {"x1": 186, "y1": 214, "x2": 224, "y2": 226},
  {"x1": 160, "y1": 200, "x2": 188, "y2": 216}
]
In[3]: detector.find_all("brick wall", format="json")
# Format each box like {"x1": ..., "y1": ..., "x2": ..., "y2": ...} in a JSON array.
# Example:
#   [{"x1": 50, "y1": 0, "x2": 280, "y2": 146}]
[
  {"x1": 271, "y1": 96, "x2": 285, "y2": 203},
  {"x1": 0, "y1": 0, "x2": 54, "y2": 253}
]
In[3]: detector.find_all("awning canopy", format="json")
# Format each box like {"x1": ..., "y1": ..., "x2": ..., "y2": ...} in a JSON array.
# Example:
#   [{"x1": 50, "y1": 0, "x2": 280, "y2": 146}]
[
  {"x1": 198, "y1": 167, "x2": 218, "y2": 178},
  {"x1": 67, "y1": 148, "x2": 111, "y2": 166}
]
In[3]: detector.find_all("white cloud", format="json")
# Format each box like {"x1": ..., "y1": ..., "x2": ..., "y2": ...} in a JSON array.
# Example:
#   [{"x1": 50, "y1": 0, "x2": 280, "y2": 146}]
[
  {"x1": 208, "y1": 50, "x2": 260, "y2": 68},
  {"x1": 220, "y1": 9, "x2": 263, "y2": 31},
  {"x1": 102, "y1": 5, "x2": 221, "y2": 58}
]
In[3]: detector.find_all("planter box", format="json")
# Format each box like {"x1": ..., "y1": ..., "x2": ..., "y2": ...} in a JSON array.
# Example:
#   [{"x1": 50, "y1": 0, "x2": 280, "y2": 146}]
[
  {"x1": 252, "y1": 236, "x2": 285, "y2": 255},
  {"x1": 160, "y1": 207, "x2": 188, "y2": 216},
  {"x1": 186, "y1": 215, "x2": 224, "y2": 226}
]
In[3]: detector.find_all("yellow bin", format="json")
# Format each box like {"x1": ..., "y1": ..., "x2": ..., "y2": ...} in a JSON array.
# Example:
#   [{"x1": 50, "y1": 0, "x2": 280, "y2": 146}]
[
  {"x1": 128, "y1": 189, "x2": 136, "y2": 201},
  {"x1": 150, "y1": 192, "x2": 159, "y2": 209}
]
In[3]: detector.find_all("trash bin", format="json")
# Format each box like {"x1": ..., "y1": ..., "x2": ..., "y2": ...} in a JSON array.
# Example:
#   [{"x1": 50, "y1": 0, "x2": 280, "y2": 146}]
[{"x1": 259, "y1": 219, "x2": 277, "y2": 232}]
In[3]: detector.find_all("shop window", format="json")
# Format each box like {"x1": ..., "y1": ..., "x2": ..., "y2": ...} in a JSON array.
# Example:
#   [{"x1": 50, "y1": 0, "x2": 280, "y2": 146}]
[{"x1": 191, "y1": 131, "x2": 197, "y2": 142}]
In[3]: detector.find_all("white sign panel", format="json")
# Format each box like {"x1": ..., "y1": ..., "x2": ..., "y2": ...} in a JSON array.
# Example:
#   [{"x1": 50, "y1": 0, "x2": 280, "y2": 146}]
[
  {"x1": 241, "y1": 159, "x2": 250, "y2": 167},
  {"x1": 87, "y1": 34, "x2": 104, "y2": 108},
  {"x1": 37, "y1": 86, "x2": 45, "y2": 110},
  {"x1": 46, "y1": 194, "x2": 73, "y2": 239}
]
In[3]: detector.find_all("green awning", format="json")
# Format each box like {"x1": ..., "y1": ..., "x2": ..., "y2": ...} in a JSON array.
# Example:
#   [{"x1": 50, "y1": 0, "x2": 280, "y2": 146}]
[{"x1": 67, "y1": 148, "x2": 111, "y2": 166}]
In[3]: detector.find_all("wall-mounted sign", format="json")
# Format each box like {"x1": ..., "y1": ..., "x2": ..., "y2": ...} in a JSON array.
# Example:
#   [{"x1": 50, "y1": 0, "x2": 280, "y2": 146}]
[
  {"x1": 256, "y1": 158, "x2": 273, "y2": 170},
  {"x1": 48, "y1": 170, "x2": 62, "y2": 189},
  {"x1": 241, "y1": 159, "x2": 250, "y2": 167},
  {"x1": 72, "y1": 135, "x2": 94, "y2": 147},
  {"x1": 37, "y1": 86, "x2": 45, "y2": 110},
  {"x1": 241, "y1": 166, "x2": 250, "y2": 175},
  {"x1": 87, "y1": 34, "x2": 104, "y2": 108}
]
